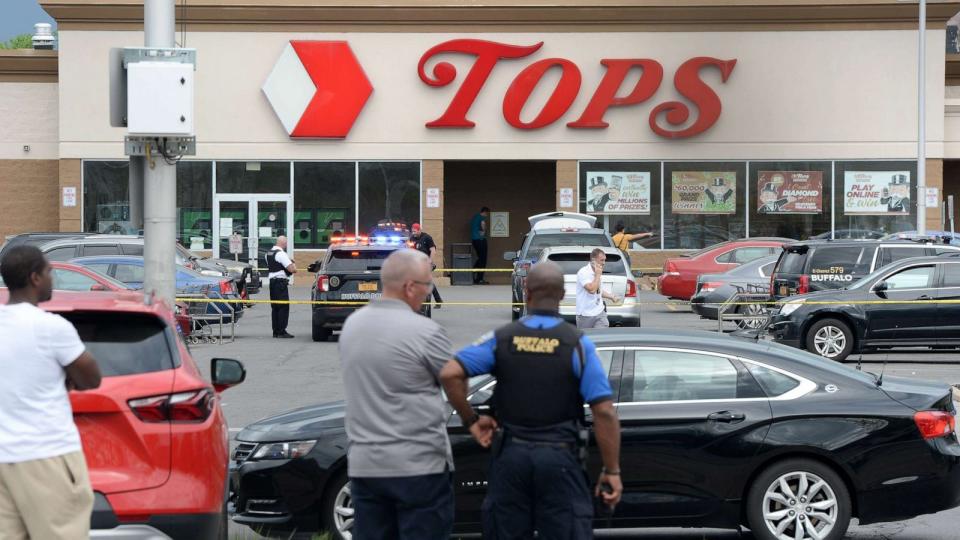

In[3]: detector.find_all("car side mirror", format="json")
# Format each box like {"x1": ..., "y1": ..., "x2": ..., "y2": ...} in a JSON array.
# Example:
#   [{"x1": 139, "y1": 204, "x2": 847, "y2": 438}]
[
  {"x1": 211, "y1": 358, "x2": 246, "y2": 392},
  {"x1": 874, "y1": 281, "x2": 888, "y2": 295},
  {"x1": 307, "y1": 262, "x2": 320, "y2": 273},
  {"x1": 503, "y1": 251, "x2": 517, "y2": 261},
  {"x1": 89, "y1": 284, "x2": 108, "y2": 291}
]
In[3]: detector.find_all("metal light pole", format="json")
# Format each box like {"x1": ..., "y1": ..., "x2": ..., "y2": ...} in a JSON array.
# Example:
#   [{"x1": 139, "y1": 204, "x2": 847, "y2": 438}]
[
  {"x1": 142, "y1": 0, "x2": 178, "y2": 305},
  {"x1": 917, "y1": 0, "x2": 927, "y2": 235}
]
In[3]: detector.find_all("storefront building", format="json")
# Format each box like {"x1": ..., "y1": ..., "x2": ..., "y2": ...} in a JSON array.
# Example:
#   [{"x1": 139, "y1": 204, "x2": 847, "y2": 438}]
[{"x1": 4, "y1": 1, "x2": 960, "y2": 281}]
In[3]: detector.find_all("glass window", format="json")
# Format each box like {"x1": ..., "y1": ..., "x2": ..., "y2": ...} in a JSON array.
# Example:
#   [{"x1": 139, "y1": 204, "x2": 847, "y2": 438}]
[
  {"x1": 631, "y1": 350, "x2": 739, "y2": 402},
  {"x1": 749, "y1": 162, "x2": 832, "y2": 240},
  {"x1": 883, "y1": 265, "x2": 934, "y2": 290},
  {"x1": 527, "y1": 233, "x2": 612, "y2": 260},
  {"x1": 745, "y1": 363, "x2": 800, "y2": 397},
  {"x1": 294, "y1": 162, "x2": 356, "y2": 248},
  {"x1": 45, "y1": 246, "x2": 77, "y2": 262},
  {"x1": 82, "y1": 245, "x2": 121, "y2": 256},
  {"x1": 943, "y1": 263, "x2": 960, "y2": 287},
  {"x1": 325, "y1": 249, "x2": 395, "y2": 272},
  {"x1": 579, "y1": 162, "x2": 661, "y2": 249},
  {"x1": 663, "y1": 162, "x2": 746, "y2": 249},
  {"x1": 545, "y1": 252, "x2": 626, "y2": 275},
  {"x1": 716, "y1": 247, "x2": 772, "y2": 264},
  {"x1": 760, "y1": 262, "x2": 776, "y2": 277},
  {"x1": 114, "y1": 263, "x2": 146, "y2": 284},
  {"x1": 216, "y1": 162, "x2": 290, "y2": 194},
  {"x1": 121, "y1": 243, "x2": 143, "y2": 256},
  {"x1": 776, "y1": 250, "x2": 806, "y2": 274},
  {"x1": 84, "y1": 263, "x2": 112, "y2": 276},
  {"x1": 65, "y1": 313, "x2": 175, "y2": 376},
  {"x1": 834, "y1": 161, "x2": 918, "y2": 238},
  {"x1": 52, "y1": 269, "x2": 100, "y2": 291},
  {"x1": 808, "y1": 246, "x2": 874, "y2": 278},
  {"x1": 358, "y1": 162, "x2": 420, "y2": 235},
  {"x1": 83, "y1": 161, "x2": 130, "y2": 234},
  {"x1": 877, "y1": 247, "x2": 929, "y2": 268},
  {"x1": 177, "y1": 162, "x2": 213, "y2": 249}
]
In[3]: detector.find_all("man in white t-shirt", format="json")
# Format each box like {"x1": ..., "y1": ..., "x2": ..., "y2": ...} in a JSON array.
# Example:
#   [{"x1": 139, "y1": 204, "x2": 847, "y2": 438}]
[
  {"x1": 265, "y1": 235, "x2": 298, "y2": 338},
  {"x1": 575, "y1": 248, "x2": 622, "y2": 329},
  {"x1": 0, "y1": 245, "x2": 102, "y2": 539}
]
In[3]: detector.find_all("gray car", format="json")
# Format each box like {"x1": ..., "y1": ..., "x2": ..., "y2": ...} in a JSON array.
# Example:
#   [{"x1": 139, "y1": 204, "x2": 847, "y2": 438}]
[{"x1": 690, "y1": 255, "x2": 777, "y2": 327}]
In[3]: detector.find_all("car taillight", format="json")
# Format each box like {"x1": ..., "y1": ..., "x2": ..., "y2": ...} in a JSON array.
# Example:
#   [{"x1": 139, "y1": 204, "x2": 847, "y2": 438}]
[
  {"x1": 665, "y1": 261, "x2": 679, "y2": 276},
  {"x1": 700, "y1": 281, "x2": 723, "y2": 293},
  {"x1": 914, "y1": 410, "x2": 956, "y2": 440},
  {"x1": 317, "y1": 274, "x2": 329, "y2": 292},
  {"x1": 798, "y1": 275, "x2": 810, "y2": 295},
  {"x1": 219, "y1": 280, "x2": 232, "y2": 294},
  {"x1": 626, "y1": 280, "x2": 637, "y2": 298},
  {"x1": 128, "y1": 390, "x2": 214, "y2": 423},
  {"x1": 770, "y1": 274, "x2": 776, "y2": 297}
]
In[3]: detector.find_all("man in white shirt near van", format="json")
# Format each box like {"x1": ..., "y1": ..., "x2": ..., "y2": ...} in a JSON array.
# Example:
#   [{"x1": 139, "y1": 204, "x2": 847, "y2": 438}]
[
  {"x1": 0, "y1": 246, "x2": 102, "y2": 539},
  {"x1": 576, "y1": 248, "x2": 621, "y2": 329}
]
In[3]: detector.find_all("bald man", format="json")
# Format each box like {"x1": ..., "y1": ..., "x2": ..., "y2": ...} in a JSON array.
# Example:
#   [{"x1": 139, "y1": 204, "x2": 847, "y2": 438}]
[
  {"x1": 339, "y1": 249, "x2": 455, "y2": 540},
  {"x1": 441, "y1": 261, "x2": 622, "y2": 539},
  {"x1": 265, "y1": 235, "x2": 297, "y2": 338}
]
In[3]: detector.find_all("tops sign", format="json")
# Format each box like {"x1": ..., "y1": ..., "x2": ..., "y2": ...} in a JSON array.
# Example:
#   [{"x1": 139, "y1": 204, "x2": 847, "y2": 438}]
[{"x1": 263, "y1": 39, "x2": 737, "y2": 139}]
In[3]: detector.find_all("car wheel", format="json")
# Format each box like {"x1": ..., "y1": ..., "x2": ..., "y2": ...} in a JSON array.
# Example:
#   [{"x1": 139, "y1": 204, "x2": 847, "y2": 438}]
[
  {"x1": 321, "y1": 471, "x2": 354, "y2": 540},
  {"x1": 511, "y1": 292, "x2": 521, "y2": 321},
  {"x1": 736, "y1": 303, "x2": 766, "y2": 330},
  {"x1": 805, "y1": 318, "x2": 854, "y2": 361},
  {"x1": 746, "y1": 458, "x2": 851, "y2": 540},
  {"x1": 312, "y1": 325, "x2": 332, "y2": 342}
]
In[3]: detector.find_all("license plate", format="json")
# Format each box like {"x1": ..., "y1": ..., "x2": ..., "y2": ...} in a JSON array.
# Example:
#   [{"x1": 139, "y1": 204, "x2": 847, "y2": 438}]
[
  {"x1": 779, "y1": 285, "x2": 788, "y2": 296},
  {"x1": 359, "y1": 282, "x2": 378, "y2": 292}
]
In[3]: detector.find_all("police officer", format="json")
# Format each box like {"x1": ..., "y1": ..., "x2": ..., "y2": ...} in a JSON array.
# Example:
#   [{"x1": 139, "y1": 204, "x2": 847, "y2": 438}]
[
  {"x1": 440, "y1": 261, "x2": 622, "y2": 539},
  {"x1": 410, "y1": 222, "x2": 442, "y2": 308},
  {"x1": 265, "y1": 235, "x2": 297, "y2": 338}
]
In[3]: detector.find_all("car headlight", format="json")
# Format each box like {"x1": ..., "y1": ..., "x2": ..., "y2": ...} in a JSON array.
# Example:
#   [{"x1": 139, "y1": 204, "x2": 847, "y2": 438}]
[
  {"x1": 227, "y1": 266, "x2": 245, "y2": 274},
  {"x1": 779, "y1": 300, "x2": 805, "y2": 316},
  {"x1": 200, "y1": 270, "x2": 224, "y2": 277},
  {"x1": 251, "y1": 440, "x2": 317, "y2": 460}
]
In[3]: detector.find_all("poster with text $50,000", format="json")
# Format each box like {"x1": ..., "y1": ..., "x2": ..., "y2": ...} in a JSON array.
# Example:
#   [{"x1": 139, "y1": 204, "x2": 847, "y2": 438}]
[{"x1": 672, "y1": 172, "x2": 737, "y2": 215}]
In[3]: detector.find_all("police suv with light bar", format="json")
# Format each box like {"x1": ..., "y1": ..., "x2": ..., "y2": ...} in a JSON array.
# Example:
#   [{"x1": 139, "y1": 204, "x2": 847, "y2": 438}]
[{"x1": 307, "y1": 235, "x2": 429, "y2": 341}]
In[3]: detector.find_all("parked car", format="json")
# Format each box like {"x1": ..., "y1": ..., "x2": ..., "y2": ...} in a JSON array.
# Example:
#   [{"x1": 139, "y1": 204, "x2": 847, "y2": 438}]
[
  {"x1": 309, "y1": 236, "x2": 430, "y2": 342},
  {"x1": 531, "y1": 246, "x2": 640, "y2": 326},
  {"x1": 70, "y1": 255, "x2": 243, "y2": 323},
  {"x1": 770, "y1": 239, "x2": 960, "y2": 301},
  {"x1": 690, "y1": 255, "x2": 778, "y2": 326},
  {"x1": 657, "y1": 238, "x2": 791, "y2": 300},
  {"x1": 0, "y1": 231, "x2": 88, "y2": 262},
  {"x1": 230, "y1": 328, "x2": 960, "y2": 540},
  {"x1": 504, "y1": 212, "x2": 614, "y2": 320},
  {"x1": 771, "y1": 253, "x2": 960, "y2": 360},
  {"x1": 37, "y1": 234, "x2": 260, "y2": 297},
  {"x1": 810, "y1": 229, "x2": 885, "y2": 240},
  {"x1": 881, "y1": 230, "x2": 960, "y2": 246},
  {"x1": 0, "y1": 290, "x2": 246, "y2": 539}
]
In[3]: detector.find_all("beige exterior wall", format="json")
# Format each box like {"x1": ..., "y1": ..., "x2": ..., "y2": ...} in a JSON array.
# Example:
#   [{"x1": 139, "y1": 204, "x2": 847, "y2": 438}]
[
  {"x1": 0, "y1": 82, "x2": 58, "y2": 160},
  {"x1": 0, "y1": 160, "x2": 60, "y2": 238},
  {"x1": 57, "y1": 29, "x2": 946, "y2": 161}
]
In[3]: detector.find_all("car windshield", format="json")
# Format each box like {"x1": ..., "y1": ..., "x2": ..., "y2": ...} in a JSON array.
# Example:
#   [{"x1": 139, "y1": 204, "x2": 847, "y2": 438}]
[
  {"x1": 64, "y1": 312, "x2": 176, "y2": 376},
  {"x1": 527, "y1": 233, "x2": 611, "y2": 260},
  {"x1": 72, "y1": 267, "x2": 130, "y2": 289},
  {"x1": 327, "y1": 249, "x2": 395, "y2": 272},
  {"x1": 545, "y1": 252, "x2": 625, "y2": 275}
]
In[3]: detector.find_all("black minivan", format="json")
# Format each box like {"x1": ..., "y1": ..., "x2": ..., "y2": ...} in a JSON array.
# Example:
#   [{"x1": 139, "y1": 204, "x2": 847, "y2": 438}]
[{"x1": 770, "y1": 239, "x2": 960, "y2": 300}]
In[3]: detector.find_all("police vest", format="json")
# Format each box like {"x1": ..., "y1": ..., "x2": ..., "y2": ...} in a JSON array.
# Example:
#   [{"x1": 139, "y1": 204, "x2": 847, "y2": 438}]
[
  {"x1": 265, "y1": 248, "x2": 290, "y2": 276},
  {"x1": 492, "y1": 318, "x2": 585, "y2": 433}
]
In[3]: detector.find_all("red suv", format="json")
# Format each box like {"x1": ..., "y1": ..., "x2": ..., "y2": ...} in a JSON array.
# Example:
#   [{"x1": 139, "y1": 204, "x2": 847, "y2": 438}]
[
  {"x1": 0, "y1": 290, "x2": 246, "y2": 539},
  {"x1": 657, "y1": 238, "x2": 792, "y2": 300}
]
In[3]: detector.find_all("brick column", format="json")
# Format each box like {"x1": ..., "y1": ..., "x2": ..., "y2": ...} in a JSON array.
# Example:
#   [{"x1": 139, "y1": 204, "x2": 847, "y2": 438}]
[
  {"x1": 556, "y1": 160, "x2": 578, "y2": 211},
  {"x1": 925, "y1": 158, "x2": 944, "y2": 231},
  {"x1": 422, "y1": 160, "x2": 447, "y2": 285},
  {"x1": 59, "y1": 159, "x2": 82, "y2": 232}
]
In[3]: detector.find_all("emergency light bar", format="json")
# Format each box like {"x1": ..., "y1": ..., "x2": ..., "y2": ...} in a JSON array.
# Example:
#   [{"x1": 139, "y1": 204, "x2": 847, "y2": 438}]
[{"x1": 330, "y1": 235, "x2": 414, "y2": 247}]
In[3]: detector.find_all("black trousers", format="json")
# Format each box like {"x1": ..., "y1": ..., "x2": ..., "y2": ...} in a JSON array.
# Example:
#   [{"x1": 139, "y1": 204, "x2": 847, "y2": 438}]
[
  {"x1": 350, "y1": 471, "x2": 454, "y2": 540},
  {"x1": 482, "y1": 440, "x2": 593, "y2": 540},
  {"x1": 472, "y1": 238, "x2": 488, "y2": 283},
  {"x1": 269, "y1": 278, "x2": 290, "y2": 335}
]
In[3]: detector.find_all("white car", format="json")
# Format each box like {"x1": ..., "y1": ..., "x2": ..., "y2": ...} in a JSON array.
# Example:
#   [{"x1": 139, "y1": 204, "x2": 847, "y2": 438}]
[{"x1": 528, "y1": 246, "x2": 641, "y2": 326}]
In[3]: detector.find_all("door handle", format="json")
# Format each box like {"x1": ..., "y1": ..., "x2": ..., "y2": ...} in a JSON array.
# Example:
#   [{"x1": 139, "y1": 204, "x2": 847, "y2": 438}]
[
  {"x1": 707, "y1": 411, "x2": 746, "y2": 423},
  {"x1": 917, "y1": 295, "x2": 933, "y2": 301}
]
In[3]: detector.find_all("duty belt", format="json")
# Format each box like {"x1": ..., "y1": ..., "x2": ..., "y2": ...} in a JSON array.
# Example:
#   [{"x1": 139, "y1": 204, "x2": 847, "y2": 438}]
[{"x1": 507, "y1": 436, "x2": 575, "y2": 450}]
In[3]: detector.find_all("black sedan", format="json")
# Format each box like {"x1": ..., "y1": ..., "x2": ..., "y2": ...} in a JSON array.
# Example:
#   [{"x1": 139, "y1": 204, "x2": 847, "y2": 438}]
[
  {"x1": 770, "y1": 254, "x2": 960, "y2": 361},
  {"x1": 229, "y1": 328, "x2": 960, "y2": 540},
  {"x1": 691, "y1": 255, "x2": 777, "y2": 327}
]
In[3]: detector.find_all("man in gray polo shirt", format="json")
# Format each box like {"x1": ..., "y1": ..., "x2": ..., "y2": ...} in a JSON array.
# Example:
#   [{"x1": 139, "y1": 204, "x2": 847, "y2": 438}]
[{"x1": 339, "y1": 248, "x2": 455, "y2": 540}]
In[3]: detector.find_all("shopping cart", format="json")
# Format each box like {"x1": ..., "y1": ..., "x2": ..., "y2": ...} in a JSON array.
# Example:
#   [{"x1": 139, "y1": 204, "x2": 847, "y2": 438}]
[
  {"x1": 717, "y1": 283, "x2": 773, "y2": 334},
  {"x1": 181, "y1": 287, "x2": 236, "y2": 345}
]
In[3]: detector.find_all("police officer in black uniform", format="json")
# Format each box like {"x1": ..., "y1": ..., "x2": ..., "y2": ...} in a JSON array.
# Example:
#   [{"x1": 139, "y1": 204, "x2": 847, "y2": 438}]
[
  {"x1": 440, "y1": 261, "x2": 622, "y2": 539},
  {"x1": 265, "y1": 235, "x2": 297, "y2": 338},
  {"x1": 409, "y1": 222, "x2": 442, "y2": 308}
]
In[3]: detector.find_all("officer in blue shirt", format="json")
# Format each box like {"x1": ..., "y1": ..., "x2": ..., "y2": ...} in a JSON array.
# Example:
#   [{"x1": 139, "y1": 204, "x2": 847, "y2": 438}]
[{"x1": 440, "y1": 261, "x2": 622, "y2": 539}]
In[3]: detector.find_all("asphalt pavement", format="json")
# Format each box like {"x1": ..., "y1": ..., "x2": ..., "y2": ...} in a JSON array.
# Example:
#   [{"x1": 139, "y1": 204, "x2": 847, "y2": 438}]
[{"x1": 194, "y1": 284, "x2": 960, "y2": 539}]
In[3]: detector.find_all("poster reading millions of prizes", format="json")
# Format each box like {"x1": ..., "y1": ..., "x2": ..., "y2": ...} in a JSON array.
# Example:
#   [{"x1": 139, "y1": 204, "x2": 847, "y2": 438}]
[
  {"x1": 843, "y1": 171, "x2": 911, "y2": 215},
  {"x1": 756, "y1": 171, "x2": 823, "y2": 214},
  {"x1": 585, "y1": 172, "x2": 651, "y2": 215},
  {"x1": 671, "y1": 171, "x2": 737, "y2": 215}
]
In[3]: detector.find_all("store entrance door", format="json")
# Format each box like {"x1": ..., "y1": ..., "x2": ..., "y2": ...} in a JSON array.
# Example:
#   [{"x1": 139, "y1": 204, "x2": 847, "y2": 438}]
[{"x1": 213, "y1": 195, "x2": 293, "y2": 275}]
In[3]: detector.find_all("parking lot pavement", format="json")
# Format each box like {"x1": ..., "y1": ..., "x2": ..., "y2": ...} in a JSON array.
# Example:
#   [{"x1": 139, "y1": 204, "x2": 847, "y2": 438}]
[{"x1": 196, "y1": 284, "x2": 960, "y2": 539}]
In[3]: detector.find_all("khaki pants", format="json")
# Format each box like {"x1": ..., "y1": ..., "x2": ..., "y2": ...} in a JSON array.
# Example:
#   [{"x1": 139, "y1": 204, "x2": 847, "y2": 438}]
[
  {"x1": 576, "y1": 314, "x2": 609, "y2": 329},
  {"x1": 0, "y1": 451, "x2": 93, "y2": 540}
]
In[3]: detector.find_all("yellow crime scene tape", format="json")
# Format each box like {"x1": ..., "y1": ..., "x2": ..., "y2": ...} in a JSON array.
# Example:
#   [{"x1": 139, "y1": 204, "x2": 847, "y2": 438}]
[{"x1": 175, "y1": 297, "x2": 960, "y2": 307}]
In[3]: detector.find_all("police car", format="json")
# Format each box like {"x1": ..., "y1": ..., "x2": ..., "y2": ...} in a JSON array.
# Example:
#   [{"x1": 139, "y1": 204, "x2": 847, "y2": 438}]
[{"x1": 308, "y1": 235, "x2": 430, "y2": 342}]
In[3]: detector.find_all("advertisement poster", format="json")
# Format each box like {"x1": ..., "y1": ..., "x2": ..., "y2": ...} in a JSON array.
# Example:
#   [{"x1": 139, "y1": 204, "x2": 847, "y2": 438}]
[
  {"x1": 843, "y1": 171, "x2": 911, "y2": 215},
  {"x1": 756, "y1": 171, "x2": 823, "y2": 214},
  {"x1": 586, "y1": 172, "x2": 651, "y2": 215},
  {"x1": 671, "y1": 171, "x2": 737, "y2": 214}
]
